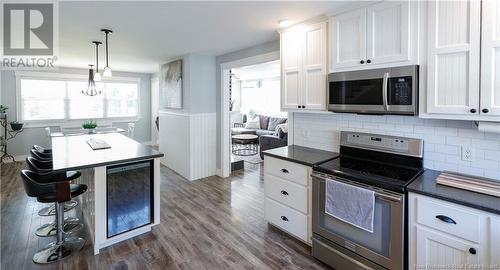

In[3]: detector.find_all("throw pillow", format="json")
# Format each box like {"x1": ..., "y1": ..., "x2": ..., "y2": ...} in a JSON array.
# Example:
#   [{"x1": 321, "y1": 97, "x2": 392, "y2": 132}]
[
  {"x1": 267, "y1": 117, "x2": 287, "y2": 131},
  {"x1": 245, "y1": 116, "x2": 260, "y2": 129},
  {"x1": 256, "y1": 114, "x2": 270, "y2": 130},
  {"x1": 275, "y1": 123, "x2": 288, "y2": 139}
]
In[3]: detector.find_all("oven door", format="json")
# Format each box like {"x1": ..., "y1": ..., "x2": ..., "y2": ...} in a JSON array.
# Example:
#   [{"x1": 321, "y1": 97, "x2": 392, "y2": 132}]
[{"x1": 312, "y1": 173, "x2": 404, "y2": 270}]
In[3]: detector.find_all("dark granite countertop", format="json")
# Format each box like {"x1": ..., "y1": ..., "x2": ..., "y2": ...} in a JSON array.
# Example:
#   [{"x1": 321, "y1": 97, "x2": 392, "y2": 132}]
[
  {"x1": 51, "y1": 133, "x2": 164, "y2": 173},
  {"x1": 262, "y1": 145, "x2": 338, "y2": 166},
  {"x1": 408, "y1": 169, "x2": 500, "y2": 215}
]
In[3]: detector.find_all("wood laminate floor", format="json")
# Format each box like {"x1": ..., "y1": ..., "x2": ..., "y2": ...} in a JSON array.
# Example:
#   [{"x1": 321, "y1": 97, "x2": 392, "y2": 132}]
[{"x1": 1, "y1": 161, "x2": 330, "y2": 270}]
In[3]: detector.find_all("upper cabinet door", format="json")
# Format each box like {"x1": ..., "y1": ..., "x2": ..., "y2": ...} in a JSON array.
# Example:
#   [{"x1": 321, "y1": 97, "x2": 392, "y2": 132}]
[
  {"x1": 426, "y1": 0, "x2": 481, "y2": 115},
  {"x1": 366, "y1": 1, "x2": 410, "y2": 65},
  {"x1": 302, "y1": 22, "x2": 327, "y2": 110},
  {"x1": 331, "y1": 9, "x2": 367, "y2": 70},
  {"x1": 281, "y1": 28, "x2": 302, "y2": 110},
  {"x1": 480, "y1": 0, "x2": 500, "y2": 116}
]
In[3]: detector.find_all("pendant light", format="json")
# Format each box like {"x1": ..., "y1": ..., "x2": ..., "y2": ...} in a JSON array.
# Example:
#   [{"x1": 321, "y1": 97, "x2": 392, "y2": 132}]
[
  {"x1": 82, "y1": 64, "x2": 102, "y2": 96},
  {"x1": 101, "y1": 29, "x2": 113, "y2": 77},
  {"x1": 92, "y1": 41, "x2": 102, "y2": 81}
]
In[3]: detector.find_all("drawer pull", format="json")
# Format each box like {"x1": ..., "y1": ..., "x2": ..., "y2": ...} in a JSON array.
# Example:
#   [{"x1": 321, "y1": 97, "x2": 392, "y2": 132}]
[
  {"x1": 280, "y1": 216, "x2": 288, "y2": 222},
  {"x1": 281, "y1": 169, "x2": 289, "y2": 173},
  {"x1": 435, "y1": 215, "x2": 456, "y2": 224},
  {"x1": 469, "y1": 248, "x2": 476, "y2": 255},
  {"x1": 280, "y1": 190, "x2": 289, "y2": 196}
]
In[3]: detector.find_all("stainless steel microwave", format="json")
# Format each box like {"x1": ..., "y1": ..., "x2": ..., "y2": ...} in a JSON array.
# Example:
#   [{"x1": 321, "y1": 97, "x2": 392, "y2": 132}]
[{"x1": 328, "y1": 65, "x2": 419, "y2": 115}]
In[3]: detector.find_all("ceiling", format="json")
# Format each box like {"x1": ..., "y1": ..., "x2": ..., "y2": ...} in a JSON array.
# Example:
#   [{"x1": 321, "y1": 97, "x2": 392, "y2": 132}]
[
  {"x1": 57, "y1": 1, "x2": 351, "y2": 74},
  {"x1": 232, "y1": 60, "x2": 280, "y2": 81}
]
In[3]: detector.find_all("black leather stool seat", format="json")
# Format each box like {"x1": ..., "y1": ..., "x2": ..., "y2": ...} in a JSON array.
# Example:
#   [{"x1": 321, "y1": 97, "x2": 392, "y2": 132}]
[
  {"x1": 37, "y1": 184, "x2": 87, "y2": 203},
  {"x1": 33, "y1": 145, "x2": 52, "y2": 154}
]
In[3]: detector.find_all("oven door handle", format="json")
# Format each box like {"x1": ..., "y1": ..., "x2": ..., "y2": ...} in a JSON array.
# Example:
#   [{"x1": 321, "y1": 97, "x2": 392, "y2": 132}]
[
  {"x1": 312, "y1": 173, "x2": 402, "y2": 203},
  {"x1": 382, "y1": 72, "x2": 390, "y2": 111}
]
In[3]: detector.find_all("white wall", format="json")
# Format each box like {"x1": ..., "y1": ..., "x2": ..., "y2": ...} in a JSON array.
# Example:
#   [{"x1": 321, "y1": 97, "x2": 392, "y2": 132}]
[
  {"x1": 292, "y1": 113, "x2": 500, "y2": 181},
  {"x1": 159, "y1": 54, "x2": 217, "y2": 180}
]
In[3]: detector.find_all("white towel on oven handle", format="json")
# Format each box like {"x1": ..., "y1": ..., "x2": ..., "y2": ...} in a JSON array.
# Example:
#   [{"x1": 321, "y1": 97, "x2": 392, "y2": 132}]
[{"x1": 325, "y1": 178, "x2": 375, "y2": 233}]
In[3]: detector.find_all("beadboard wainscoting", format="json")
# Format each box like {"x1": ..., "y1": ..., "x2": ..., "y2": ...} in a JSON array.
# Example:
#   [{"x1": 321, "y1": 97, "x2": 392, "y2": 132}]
[
  {"x1": 159, "y1": 111, "x2": 216, "y2": 181},
  {"x1": 292, "y1": 113, "x2": 500, "y2": 181}
]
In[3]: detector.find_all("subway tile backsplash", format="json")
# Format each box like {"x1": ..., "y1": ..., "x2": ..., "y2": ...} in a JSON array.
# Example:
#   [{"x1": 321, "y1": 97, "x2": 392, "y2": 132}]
[{"x1": 292, "y1": 113, "x2": 500, "y2": 181}]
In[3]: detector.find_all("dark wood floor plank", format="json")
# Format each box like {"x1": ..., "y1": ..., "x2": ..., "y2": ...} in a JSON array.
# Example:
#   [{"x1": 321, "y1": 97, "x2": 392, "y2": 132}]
[{"x1": 1, "y1": 161, "x2": 330, "y2": 270}]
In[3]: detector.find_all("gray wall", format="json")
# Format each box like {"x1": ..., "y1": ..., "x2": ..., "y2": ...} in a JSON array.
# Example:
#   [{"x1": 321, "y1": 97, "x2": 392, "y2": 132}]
[
  {"x1": 215, "y1": 40, "x2": 280, "y2": 170},
  {"x1": 159, "y1": 54, "x2": 216, "y2": 114},
  {"x1": 0, "y1": 68, "x2": 152, "y2": 157}
]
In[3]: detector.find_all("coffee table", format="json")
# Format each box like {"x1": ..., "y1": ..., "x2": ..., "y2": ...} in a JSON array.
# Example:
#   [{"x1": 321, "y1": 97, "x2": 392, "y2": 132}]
[{"x1": 232, "y1": 134, "x2": 258, "y2": 156}]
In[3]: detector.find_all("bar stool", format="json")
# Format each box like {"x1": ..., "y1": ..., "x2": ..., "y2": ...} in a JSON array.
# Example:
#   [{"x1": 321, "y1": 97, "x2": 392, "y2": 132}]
[
  {"x1": 30, "y1": 149, "x2": 52, "y2": 162},
  {"x1": 20, "y1": 170, "x2": 87, "y2": 263},
  {"x1": 32, "y1": 145, "x2": 52, "y2": 159},
  {"x1": 26, "y1": 157, "x2": 79, "y2": 216}
]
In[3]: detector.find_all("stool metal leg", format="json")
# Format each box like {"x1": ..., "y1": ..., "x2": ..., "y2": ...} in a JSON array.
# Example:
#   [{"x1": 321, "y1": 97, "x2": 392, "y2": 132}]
[
  {"x1": 35, "y1": 217, "x2": 83, "y2": 237},
  {"x1": 38, "y1": 200, "x2": 78, "y2": 216},
  {"x1": 33, "y1": 202, "x2": 85, "y2": 264}
]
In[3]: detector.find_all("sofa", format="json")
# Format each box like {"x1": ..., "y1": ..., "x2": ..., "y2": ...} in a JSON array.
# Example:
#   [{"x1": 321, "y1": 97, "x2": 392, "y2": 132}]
[
  {"x1": 231, "y1": 114, "x2": 287, "y2": 137},
  {"x1": 259, "y1": 132, "x2": 287, "y2": 159}
]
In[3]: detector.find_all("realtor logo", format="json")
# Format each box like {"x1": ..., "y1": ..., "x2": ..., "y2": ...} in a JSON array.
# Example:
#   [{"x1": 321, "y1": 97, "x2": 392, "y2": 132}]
[
  {"x1": 1, "y1": 2, "x2": 58, "y2": 69},
  {"x1": 3, "y1": 3, "x2": 53, "y2": 55}
]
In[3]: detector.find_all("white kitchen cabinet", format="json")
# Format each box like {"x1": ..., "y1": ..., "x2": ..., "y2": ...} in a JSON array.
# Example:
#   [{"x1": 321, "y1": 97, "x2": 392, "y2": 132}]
[
  {"x1": 330, "y1": 0, "x2": 415, "y2": 71},
  {"x1": 264, "y1": 156, "x2": 312, "y2": 244},
  {"x1": 415, "y1": 226, "x2": 481, "y2": 267},
  {"x1": 426, "y1": 0, "x2": 481, "y2": 115},
  {"x1": 280, "y1": 20, "x2": 327, "y2": 111},
  {"x1": 281, "y1": 29, "x2": 302, "y2": 110},
  {"x1": 366, "y1": 1, "x2": 410, "y2": 65},
  {"x1": 409, "y1": 193, "x2": 498, "y2": 269},
  {"x1": 480, "y1": 0, "x2": 500, "y2": 116},
  {"x1": 331, "y1": 9, "x2": 366, "y2": 69}
]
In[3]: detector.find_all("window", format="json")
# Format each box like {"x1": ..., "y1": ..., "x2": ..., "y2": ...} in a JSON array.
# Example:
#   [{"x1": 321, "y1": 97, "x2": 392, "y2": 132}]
[
  {"x1": 240, "y1": 78, "x2": 286, "y2": 117},
  {"x1": 16, "y1": 72, "x2": 140, "y2": 123}
]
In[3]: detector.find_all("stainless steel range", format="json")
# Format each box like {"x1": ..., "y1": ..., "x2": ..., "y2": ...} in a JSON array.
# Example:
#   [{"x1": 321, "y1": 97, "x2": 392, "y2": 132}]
[{"x1": 311, "y1": 131, "x2": 424, "y2": 270}]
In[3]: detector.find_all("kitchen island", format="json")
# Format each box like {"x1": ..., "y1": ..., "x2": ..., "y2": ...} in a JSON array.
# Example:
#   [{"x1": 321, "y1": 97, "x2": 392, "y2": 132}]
[{"x1": 51, "y1": 133, "x2": 164, "y2": 254}]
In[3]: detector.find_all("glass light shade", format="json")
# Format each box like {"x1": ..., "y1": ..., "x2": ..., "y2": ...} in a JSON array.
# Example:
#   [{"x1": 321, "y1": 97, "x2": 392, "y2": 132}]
[
  {"x1": 94, "y1": 72, "x2": 102, "y2": 81},
  {"x1": 103, "y1": 67, "x2": 112, "y2": 77}
]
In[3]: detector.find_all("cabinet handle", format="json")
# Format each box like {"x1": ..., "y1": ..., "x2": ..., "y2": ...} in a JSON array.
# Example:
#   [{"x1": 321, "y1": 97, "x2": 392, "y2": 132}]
[
  {"x1": 482, "y1": 108, "x2": 489, "y2": 114},
  {"x1": 469, "y1": 248, "x2": 476, "y2": 255},
  {"x1": 297, "y1": 105, "x2": 300, "y2": 109},
  {"x1": 281, "y1": 190, "x2": 289, "y2": 196},
  {"x1": 302, "y1": 105, "x2": 306, "y2": 109},
  {"x1": 366, "y1": 59, "x2": 372, "y2": 63},
  {"x1": 281, "y1": 216, "x2": 288, "y2": 221},
  {"x1": 435, "y1": 215, "x2": 456, "y2": 224},
  {"x1": 360, "y1": 60, "x2": 365, "y2": 64},
  {"x1": 470, "y1": 109, "x2": 477, "y2": 113},
  {"x1": 281, "y1": 169, "x2": 289, "y2": 173}
]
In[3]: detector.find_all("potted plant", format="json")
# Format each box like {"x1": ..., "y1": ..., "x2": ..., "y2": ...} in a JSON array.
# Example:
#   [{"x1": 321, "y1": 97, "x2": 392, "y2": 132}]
[
  {"x1": 9, "y1": 121, "x2": 24, "y2": 131},
  {"x1": 82, "y1": 120, "x2": 98, "y2": 130},
  {"x1": 0, "y1": 105, "x2": 7, "y2": 119}
]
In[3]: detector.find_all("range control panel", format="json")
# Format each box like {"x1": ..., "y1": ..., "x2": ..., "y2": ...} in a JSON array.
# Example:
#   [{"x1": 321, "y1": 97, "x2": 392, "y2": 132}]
[
  {"x1": 347, "y1": 133, "x2": 409, "y2": 151},
  {"x1": 342, "y1": 131, "x2": 423, "y2": 157}
]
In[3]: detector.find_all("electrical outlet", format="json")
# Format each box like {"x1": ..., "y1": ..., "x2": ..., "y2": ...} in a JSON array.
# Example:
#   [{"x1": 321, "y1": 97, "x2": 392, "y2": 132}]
[{"x1": 461, "y1": 146, "x2": 475, "y2": 161}]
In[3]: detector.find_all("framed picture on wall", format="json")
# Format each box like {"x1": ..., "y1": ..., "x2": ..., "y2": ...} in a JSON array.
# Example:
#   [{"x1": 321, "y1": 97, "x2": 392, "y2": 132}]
[{"x1": 160, "y1": 59, "x2": 183, "y2": 109}]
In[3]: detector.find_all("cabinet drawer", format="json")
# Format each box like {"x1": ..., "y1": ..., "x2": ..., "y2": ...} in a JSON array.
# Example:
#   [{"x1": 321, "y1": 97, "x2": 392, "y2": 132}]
[
  {"x1": 265, "y1": 198, "x2": 308, "y2": 242},
  {"x1": 416, "y1": 196, "x2": 481, "y2": 243},
  {"x1": 265, "y1": 173, "x2": 308, "y2": 214},
  {"x1": 264, "y1": 156, "x2": 309, "y2": 186}
]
